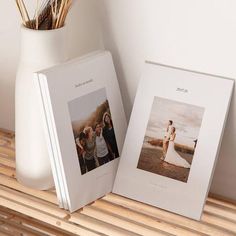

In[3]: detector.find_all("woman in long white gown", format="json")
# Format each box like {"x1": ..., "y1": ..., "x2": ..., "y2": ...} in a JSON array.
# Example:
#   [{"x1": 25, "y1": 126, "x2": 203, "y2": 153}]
[{"x1": 164, "y1": 127, "x2": 191, "y2": 168}]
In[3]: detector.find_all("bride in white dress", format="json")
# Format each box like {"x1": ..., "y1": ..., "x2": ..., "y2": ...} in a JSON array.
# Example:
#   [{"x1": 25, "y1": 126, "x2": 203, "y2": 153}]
[{"x1": 164, "y1": 127, "x2": 191, "y2": 168}]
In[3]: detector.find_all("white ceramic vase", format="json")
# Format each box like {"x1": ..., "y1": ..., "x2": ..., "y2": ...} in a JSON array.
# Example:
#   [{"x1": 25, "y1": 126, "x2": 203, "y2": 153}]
[{"x1": 15, "y1": 26, "x2": 67, "y2": 190}]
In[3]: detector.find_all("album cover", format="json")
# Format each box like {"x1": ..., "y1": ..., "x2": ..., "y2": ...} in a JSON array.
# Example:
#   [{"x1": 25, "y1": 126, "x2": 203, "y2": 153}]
[
  {"x1": 113, "y1": 62, "x2": 234, "y2": 220},
  {"x1": 35, "y1": 51, "x2": 127, "y2": 212}
]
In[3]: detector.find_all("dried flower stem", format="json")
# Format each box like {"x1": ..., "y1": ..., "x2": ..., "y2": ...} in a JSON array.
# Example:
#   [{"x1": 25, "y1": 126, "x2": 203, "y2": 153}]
[
  {"x1": 15, "y1": 0, "x2": 72, "y2": 30},
  {"x1": 36, "y1": 0, "x2": 39, "y2": 30}
]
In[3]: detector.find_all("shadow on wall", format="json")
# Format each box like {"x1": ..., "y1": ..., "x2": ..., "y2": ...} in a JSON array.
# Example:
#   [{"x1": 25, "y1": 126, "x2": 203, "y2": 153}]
[
  {"x1": 98, "y1": 1, "x2": 147, "y2": 121},
  {"x1": 211, "y1": 89, "x2": 236, "y2": 200},
  {"x1": 66, "y1": 0, "x2": 103, "y2": 59},
  {"x1": 98, "y1": 1, "x2": 131, "y2": 120}
]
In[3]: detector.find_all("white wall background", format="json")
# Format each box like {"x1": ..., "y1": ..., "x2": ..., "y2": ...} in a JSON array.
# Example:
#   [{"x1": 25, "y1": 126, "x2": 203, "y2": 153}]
[
  {"x1": 0, "y1": 0, "x2": 236, "y2": 200},
  {"x1": 0, "y1": 0, "x2": 103, "y2": 130},
  {"x1": 98, "y1": 0, "x2": 236, "y2": 200}
]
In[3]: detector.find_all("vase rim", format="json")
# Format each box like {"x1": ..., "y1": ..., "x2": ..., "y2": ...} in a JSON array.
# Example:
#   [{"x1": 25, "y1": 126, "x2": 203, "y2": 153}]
[{"x1": 21, "y1": 24, "x2": 66, "y2": 33}]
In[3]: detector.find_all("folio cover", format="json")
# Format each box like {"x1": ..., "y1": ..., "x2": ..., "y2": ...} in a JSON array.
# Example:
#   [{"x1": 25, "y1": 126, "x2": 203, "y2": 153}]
[{"x1": 113, "y1": 62, "x2": 234, "y2": 220}]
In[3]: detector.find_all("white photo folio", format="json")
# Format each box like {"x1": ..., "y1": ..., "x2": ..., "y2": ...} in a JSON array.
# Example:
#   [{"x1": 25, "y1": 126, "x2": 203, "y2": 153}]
[
  {"x1": 113, "y1": 62, "x2": 234, "y2": 220},
  {"x1": 35, "y1": 51, "x2": 127, "y2": 212}
]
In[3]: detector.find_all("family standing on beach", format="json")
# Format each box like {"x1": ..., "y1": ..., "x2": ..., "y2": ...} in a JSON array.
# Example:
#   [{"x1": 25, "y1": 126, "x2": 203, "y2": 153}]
[
  {"x1": 161, "y1": 120, "x2": 191, "y2": 168},
  {"x1": 75, "y1": 112, "x2": 119, "y2": 175}
]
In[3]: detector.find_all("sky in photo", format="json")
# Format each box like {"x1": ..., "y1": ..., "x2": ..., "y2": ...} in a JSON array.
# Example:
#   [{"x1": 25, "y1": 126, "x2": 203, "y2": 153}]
[
  {"x1": 145, "y1": 97, "x2": 205, "y2": 147},
  {"x1": 68, "y1": 87, "x2": 107, "y2": 122}
]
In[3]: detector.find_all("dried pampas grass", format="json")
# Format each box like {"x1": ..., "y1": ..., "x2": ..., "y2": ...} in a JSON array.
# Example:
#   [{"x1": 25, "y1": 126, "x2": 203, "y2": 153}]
[{"x1": 15, "y1": 0, "x2": 73, "y2": 30}]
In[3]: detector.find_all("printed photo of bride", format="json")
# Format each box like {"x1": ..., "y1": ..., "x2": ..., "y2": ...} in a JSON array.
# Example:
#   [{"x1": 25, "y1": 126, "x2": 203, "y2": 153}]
[{"x1": 137, "y1": 97, "x2": 204, "y2": 182}]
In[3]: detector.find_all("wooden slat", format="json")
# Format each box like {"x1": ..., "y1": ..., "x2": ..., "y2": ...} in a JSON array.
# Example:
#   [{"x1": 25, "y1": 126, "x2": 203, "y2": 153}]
[
  {"x1": 0, "y1": 174, "x2": 57, "y2": 204},
  {"x1": 16, "y1": 218, "x2": 68, "y2": 236},
  {"x1": 0, "y1": 206, "x2": 75, "y2": 236},
  {"x1": 80, "y1": 206, "x2": 170, "y2": 236},
  {"x1": 0, "y1": 196, "x2": 100, "y2": 236},
  {"x1": 91, "y1": 199, "x2": 203, "y2": 236},
  {"x1": 70, "y1": 212, "x2": 140, "y2": 236},
  {"x1": 204, "y1": 203, "x2": 236, "y2": 222},
  {"x1": 0, "y1": 147, "x2": 15, "y2": 159},
  {"x1": 103, "y1": 194, "x2": 236, "y2": 236},
  {"x1": 0, "y1": 185, "x2": 68, "y2": 219},
  {"x1": 0, "y1": 139, "x2": 14, "y2": 147},
  {"x1": 0, "y1": 227, "x2": 14, "y2": 236},
  {"x1": 0, "y1": 207, "x2": 13, "y2": 219},
  {"x1": 0, "y1": 166, "x2": 15, "y2": 177},
  {"x1": 0, "y1": 215, "x2": 47, "y2": 236},
  {"x1": 0, "y1": 157, "x2": 15, "y2": 168},
  {"x1": 201, "y1": 212, "x2": 236, "y2": 234},
  {"x1": 0, "y1": 128, "x2": 15, "y2": 137},
  {"x1": 207, "y1": 196, "x2": 236, "y2": 211}
]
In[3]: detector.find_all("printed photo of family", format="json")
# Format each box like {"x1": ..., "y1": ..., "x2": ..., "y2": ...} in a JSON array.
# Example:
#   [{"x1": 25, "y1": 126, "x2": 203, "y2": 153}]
[
  {"x1": 137, "y1": 97, "x2": 204, "y2": 182},
  {"x1": 68, "y1": 88, "x2": 119, "y2": 175}
]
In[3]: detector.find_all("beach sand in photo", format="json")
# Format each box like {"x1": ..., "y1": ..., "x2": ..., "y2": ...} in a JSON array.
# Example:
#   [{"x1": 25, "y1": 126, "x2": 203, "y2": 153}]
[{"x1": 137, "y1": 143, "x2": 193, "y2": 183}]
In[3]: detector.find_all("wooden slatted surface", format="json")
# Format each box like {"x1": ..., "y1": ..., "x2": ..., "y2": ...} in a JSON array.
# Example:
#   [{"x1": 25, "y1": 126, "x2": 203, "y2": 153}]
[{"x1": 0, "y1": 129, "x2": 236, "y2": 236}]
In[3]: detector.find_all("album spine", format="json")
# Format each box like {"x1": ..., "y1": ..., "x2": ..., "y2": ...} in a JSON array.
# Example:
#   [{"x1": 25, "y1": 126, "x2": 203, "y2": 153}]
[
  {"x1": 40, "y1": 74, "x2": 72, "y2": 210},
  {"x1": 34, "y1": 73, "x2": 67, "y2": 209}
]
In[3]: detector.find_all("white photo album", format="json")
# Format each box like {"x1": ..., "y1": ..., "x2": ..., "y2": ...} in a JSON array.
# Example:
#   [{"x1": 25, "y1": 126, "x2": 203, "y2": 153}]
[
  {"x1": 35, "y1": 51, "x2": 127, "y2": 212},
  {"x1": 113, "y1": 62, "x2": 234, "y2": 220}
]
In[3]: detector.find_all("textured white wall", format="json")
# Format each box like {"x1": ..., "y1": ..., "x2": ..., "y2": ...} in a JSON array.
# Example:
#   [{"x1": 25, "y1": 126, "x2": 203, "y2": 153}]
[
  {"x1": 0, "y1": 0, "x2": 103, "y2": 130},
  {"x1": 98, "y1": 0, "x2": 236, "y2": 200}
]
